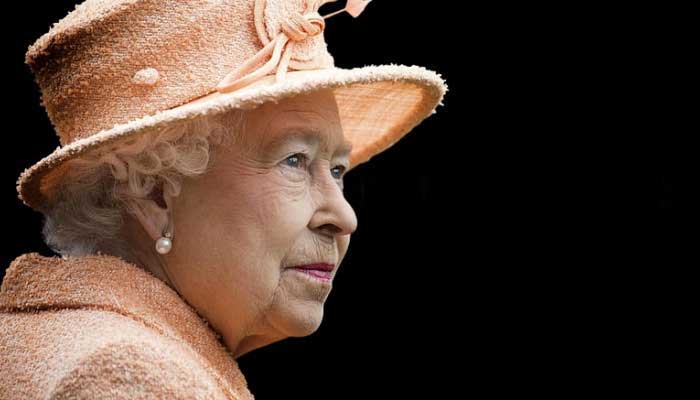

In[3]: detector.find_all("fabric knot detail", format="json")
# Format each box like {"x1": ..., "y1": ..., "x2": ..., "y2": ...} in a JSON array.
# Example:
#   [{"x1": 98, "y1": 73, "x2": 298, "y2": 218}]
[
  {"x1": 280, "y1": 11, "x2": 325, "y2": 42},
  {"x1": 215, "y1": 0, "x2": 372, "y2": 94}
]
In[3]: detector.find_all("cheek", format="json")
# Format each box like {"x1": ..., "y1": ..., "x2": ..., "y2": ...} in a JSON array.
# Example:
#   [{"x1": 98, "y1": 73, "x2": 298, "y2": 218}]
[
  {"x1": 255, "y1": 178, "x2": 313, "y2": 239},
  {"x1": 187, "y1": 171, "x2": 315, "y2": 270},
  {"x1": 338, "y1": 235, "x2": 351, "y2": 254}
]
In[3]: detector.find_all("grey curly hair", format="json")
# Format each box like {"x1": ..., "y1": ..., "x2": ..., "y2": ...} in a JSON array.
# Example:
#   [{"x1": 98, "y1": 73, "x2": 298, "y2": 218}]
[{"x1": 40, "y1": 109, "x2": 248, "y2": 260}]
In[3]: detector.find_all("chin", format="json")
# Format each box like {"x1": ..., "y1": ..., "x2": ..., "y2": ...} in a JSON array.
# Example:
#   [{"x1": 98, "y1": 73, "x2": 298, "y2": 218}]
[{"x1": 274, "y1": 306, "x2": 325, "y2": 338}]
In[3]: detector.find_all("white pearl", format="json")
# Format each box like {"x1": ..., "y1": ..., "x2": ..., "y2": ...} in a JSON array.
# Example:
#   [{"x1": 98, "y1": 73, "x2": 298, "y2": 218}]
[
  {"x1": 132, "y1": 67, "x2": 160, "y2": 86},
  {"x1": 155, "y1": 237, "x2": 172, "y2": 254}
]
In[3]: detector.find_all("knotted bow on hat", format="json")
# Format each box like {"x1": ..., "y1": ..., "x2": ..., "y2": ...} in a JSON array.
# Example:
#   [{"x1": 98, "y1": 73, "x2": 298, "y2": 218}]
[{"x1": 216, "y1": 0, "x2": 373, "y2": 93}]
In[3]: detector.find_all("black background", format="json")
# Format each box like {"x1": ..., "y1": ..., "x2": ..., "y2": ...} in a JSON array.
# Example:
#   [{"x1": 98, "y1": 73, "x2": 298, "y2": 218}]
[{"x1": 1, "y1": 1, "x2": 690, "y2": 398}]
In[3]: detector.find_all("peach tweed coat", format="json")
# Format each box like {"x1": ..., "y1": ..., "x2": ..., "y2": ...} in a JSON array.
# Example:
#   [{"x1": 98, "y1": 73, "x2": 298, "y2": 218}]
[{"x1": 0, "y1": 252, "x2": 255, "y2": 399}]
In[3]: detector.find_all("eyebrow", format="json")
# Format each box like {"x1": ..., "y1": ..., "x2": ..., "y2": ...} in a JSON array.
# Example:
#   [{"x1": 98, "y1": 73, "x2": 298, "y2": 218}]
[{"x1": 267, "y1": 127, "x2": 353, "y2": 157}]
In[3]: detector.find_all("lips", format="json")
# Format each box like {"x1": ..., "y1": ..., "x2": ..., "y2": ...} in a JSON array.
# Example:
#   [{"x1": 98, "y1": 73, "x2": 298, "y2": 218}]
[
  {"x1": 289, "y1": 263, "x2": 335, "y2": 272},
  {"x1": 288, "y1": 263, "x2": 335, "y2": 281}
]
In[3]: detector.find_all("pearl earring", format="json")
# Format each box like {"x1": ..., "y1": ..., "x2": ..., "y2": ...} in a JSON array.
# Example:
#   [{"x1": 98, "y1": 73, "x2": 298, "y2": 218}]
[
  {"x1": 155, "y1": 212, "x2": 174, "y2": 255},
  {"x1": 155, "y1": 230, "x2": 172, "y2": 254}
]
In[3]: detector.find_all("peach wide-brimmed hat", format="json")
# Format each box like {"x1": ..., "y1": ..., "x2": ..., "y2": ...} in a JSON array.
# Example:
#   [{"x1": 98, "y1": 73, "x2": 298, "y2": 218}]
[{"x1": 16, "y1": 0, "x2": 448, "y2": 213}]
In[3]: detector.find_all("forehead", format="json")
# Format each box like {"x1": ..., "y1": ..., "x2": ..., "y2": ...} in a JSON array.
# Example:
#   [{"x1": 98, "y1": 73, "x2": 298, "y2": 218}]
[{"x1": 252, "y1": 90, "x2": 352, "y2": 154}]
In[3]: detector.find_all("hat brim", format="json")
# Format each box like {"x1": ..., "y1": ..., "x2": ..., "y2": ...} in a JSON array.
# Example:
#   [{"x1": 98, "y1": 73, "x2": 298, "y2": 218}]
[{"x1": 17, "y1": 64, "x2": 447, "y2": 213}]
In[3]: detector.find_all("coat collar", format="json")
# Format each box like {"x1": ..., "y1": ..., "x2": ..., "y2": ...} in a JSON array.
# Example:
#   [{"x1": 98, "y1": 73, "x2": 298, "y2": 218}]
[{"x1": 0, "y1": 252, "x2": 254, "y2": 400}]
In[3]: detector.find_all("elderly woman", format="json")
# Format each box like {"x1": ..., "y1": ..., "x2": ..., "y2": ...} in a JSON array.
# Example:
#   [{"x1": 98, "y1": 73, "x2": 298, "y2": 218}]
[{"x1": 1, "y1": 0, "x2": 447, "y2": 399}]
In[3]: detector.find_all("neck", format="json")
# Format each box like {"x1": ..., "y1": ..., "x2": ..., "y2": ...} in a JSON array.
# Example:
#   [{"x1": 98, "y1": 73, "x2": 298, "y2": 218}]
[
  {"x1": 115, "y1": 214, "x2": 177, "y2": 292},
  {"x1": 225, "y1": 323, "x2": 288, "y2": 359}
]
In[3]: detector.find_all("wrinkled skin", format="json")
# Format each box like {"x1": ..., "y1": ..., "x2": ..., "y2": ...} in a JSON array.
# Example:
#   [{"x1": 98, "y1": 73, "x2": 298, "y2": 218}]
[{"x1": 124, "y1": 88, "x2": 358, "y2": 358}]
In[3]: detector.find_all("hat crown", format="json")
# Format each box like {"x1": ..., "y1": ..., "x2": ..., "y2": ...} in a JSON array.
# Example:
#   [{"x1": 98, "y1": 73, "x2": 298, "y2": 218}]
[{"x1": 26, "y1": 0, "x2": 337, "y2": 146}]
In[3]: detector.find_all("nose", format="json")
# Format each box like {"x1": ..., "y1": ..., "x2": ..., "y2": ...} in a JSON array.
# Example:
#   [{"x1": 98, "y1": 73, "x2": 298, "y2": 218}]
[{"x1": 309, "y1": 170, "x2": 358, "y2": 237}]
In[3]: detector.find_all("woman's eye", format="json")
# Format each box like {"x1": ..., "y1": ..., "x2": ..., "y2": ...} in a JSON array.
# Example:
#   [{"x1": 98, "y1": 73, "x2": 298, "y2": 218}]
[
  {"x1": 283, "y1": 153, "x2": 308, "y2": 169},
  {"x1": 331, "y1": 165, "x2": 346, "y2": 180}
]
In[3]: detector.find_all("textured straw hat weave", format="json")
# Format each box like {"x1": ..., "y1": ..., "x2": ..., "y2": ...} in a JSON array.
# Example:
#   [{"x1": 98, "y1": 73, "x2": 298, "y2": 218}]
[{"x1": 16, "y1": 0, "x2": 448, "y2": 213}]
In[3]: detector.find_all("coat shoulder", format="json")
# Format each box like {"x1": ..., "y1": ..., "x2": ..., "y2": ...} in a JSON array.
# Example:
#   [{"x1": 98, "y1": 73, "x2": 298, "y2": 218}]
[
  {"x1": 48, "y1": 339, "x2": 229, "y2": 399},
  {"x1": 2, "y1": 308, "x2": 226, "y2": 400}
]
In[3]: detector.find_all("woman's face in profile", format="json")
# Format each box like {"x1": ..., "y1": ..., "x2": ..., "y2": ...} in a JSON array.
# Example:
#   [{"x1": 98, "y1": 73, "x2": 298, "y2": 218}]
[{"x1": 167, "y1": 88, "x2": 358, "y2": 357}]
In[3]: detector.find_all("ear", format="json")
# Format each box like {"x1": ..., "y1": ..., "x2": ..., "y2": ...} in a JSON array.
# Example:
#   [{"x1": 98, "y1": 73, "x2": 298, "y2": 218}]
[{"x1": 125, "y1": 184, "x2": 175, "y2": 242}]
